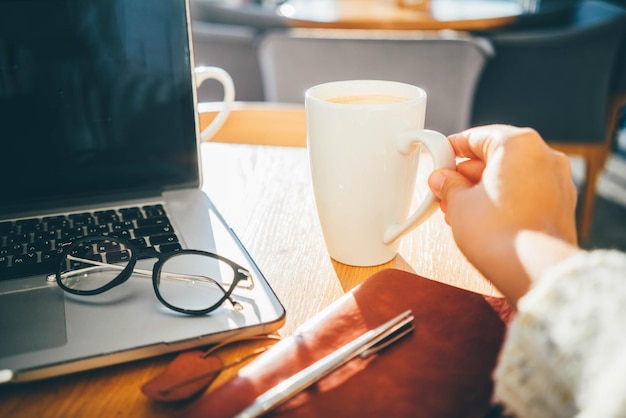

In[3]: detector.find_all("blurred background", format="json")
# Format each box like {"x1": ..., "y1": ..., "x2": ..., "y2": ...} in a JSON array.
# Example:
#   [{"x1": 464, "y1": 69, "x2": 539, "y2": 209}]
[{"x1": 188, "y1": 0, "x2": 626, "y2": 251}]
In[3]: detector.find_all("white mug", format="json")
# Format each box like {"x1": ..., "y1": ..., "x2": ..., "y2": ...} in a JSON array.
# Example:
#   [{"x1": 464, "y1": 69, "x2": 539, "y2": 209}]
[
  {"x1": 306, "y1": 80, "x2": 456, "y2": 266},
  {"x1": 194, "y1": 66, "x2": 235, "y2": 141}
]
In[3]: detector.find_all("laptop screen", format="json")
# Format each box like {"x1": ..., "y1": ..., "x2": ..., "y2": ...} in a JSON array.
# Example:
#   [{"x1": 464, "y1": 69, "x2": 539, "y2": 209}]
[{"x1": 0, "y1": 0, "x2": 199, "y2": 216}]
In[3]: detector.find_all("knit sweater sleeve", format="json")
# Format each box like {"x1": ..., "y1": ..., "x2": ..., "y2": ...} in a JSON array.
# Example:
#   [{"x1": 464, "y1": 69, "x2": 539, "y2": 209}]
[{"x1": 492, "y1": 250, "x2": 626, "y2": 418}]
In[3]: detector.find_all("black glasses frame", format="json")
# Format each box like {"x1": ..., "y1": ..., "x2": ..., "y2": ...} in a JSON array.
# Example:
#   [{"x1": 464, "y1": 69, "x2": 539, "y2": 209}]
[{"x1": 54, "y1": 236, "x2": 254, "y2": 315}]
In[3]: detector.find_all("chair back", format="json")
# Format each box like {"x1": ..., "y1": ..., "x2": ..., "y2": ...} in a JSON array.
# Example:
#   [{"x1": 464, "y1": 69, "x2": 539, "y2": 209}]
[
  {"x1": 471, "y1": 0, "x2": 626, "y2": 143},
  {"x1": 258, "y1": 29, "x2": 493, "y2": 135}
]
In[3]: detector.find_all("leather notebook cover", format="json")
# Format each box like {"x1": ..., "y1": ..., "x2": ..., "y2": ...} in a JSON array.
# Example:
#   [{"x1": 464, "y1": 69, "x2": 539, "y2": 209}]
[{"x1": 182, "y1": 268, "x2": 514, "y2": 418}]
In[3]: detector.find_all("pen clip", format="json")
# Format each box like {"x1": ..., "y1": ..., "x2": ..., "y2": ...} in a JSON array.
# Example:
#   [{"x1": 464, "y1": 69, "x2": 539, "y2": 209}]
[
  {"x1": 360, "y1": 321, "x2": 415, "y2": 358},
  {"x1": 359, "y1": 310, "x2": 414, "y2": 357}
]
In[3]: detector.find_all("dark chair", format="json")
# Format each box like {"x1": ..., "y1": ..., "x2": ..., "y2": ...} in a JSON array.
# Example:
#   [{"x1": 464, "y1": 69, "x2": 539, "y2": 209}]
[{"x1": 471, "y1": 0, "x2": 626, "y2": 243}]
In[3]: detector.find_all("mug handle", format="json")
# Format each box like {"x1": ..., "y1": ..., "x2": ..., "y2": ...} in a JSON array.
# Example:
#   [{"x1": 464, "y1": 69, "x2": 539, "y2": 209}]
[
  {"x1": 382, "y1": 129, "x2": 456, "y2": 244},
  {"x1": 195, "y1": 66, "x2": 235, "y2": 141}
]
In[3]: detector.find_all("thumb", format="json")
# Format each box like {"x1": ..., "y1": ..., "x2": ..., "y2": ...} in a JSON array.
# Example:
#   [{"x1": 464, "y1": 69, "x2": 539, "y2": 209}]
[{"x1": 428, "y1": 169, "x2": 473, "y2": 204}]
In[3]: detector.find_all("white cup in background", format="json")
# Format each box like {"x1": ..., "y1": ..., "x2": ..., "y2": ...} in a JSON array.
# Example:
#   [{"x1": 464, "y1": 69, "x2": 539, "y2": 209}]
[
  {"x1": 194, "y1": 66, "x2": 235, "y2": 141},
  {"x1": 306, "y1": 80, "x2": 456, "y2": 267}
]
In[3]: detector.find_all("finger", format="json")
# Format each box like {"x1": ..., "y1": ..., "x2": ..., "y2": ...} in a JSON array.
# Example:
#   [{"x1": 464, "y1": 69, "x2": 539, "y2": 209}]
[
  {"x1": 439, "y1": 199, "x2": 448, "y2": 214},
  {"x1": 456, "y1": 159, "x2": 485, "y2": 184},
  {"x1": 448, "y1": 124, "x2": 531, "y2": 162},
  {"x1": 443, "y1": 209, "x2": 452, "y2": 226},
  {"x1": 428, "y1": 168, "x2": 474, "y2": 204}
]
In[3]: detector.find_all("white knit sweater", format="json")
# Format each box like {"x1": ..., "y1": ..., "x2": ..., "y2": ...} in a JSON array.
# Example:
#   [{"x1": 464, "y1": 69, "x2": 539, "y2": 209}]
[{"x1": 493, "y1": 250, "x2": 626, "y2": 417}]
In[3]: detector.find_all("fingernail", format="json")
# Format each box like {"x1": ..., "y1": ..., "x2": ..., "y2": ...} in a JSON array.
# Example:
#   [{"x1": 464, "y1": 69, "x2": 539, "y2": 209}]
[{"x1": 429, "y1": 171, "x2": 446, "y2": 193}]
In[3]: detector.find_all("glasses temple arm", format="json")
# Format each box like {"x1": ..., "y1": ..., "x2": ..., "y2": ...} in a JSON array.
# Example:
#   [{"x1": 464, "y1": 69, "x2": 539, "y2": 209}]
[{"x1": 55, "y1": 255, "x2": 217, "y2": 285}]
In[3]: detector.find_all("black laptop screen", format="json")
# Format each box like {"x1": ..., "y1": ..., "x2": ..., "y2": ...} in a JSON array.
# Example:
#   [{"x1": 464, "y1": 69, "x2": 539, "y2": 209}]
[{"x1": 0, "y1": 0, "x2": 199, "y2": 215}]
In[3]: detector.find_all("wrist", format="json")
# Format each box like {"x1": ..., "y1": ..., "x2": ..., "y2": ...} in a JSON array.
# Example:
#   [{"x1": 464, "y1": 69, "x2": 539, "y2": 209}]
[
  {"x1": 468, "y1": 230, "x2": 580, "y2": 306},
  {"x1": 514, "y1": 230, "x2": 580, "y2": 290}
]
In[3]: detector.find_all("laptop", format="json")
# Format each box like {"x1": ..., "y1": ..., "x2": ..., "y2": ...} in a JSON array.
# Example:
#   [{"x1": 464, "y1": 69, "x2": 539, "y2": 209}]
[{"x1": 0, "y1": 0, "x2": 285, "y2": 383}]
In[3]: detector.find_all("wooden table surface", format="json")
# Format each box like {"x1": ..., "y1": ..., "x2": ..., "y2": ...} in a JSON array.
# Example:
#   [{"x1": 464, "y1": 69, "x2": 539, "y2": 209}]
[
  {"x1": 278, "y1": 0, "x2": 523, "y2": 31},
  {"x1": 202, "y1": 0, "x2": 525, "y2": 31},
  {"x1": 0, "y1": 103, "x2": 493, "y2": 418}
]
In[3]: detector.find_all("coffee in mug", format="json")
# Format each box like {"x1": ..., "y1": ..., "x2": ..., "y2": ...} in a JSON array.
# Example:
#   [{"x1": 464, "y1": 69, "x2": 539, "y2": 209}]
[{"x1": 326, "y1": 95, "x2": 410, "y2": 105}]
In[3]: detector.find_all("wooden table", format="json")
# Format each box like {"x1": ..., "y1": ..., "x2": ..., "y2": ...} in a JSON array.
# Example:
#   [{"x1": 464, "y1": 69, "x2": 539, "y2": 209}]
[
  {"x1": 199, "y1": 0, "x2": 526, "y2": 31},
  {"x1": 278, "y1": 0, "x2": 523, "y2": 31},
  {"x1": 0, "y1": 103, "x2": 493, "y2": 418}
]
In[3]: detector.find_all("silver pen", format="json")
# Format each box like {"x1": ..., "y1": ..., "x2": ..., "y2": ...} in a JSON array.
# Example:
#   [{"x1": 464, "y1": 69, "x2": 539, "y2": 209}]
[{"x1": 233, "y1": 309, "x2": 415, "y2": 418}]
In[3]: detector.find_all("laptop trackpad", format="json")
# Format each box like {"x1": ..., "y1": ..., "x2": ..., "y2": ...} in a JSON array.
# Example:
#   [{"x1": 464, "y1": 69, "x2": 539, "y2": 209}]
[{"x1": 0, "y1": 287, "x2": 67, "y2": 357}]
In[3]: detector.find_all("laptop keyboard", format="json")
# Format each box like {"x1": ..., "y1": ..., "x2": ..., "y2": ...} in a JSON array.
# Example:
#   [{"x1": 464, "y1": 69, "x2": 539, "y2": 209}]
[{"x1": 0, "y1": 204, "x2": 182, "y2": 281}]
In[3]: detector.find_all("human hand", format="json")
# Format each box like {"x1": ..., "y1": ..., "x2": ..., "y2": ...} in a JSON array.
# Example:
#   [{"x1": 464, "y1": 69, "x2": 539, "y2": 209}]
[{"x1": 428, "y1": 125, "x2": 579, "y2": 303}]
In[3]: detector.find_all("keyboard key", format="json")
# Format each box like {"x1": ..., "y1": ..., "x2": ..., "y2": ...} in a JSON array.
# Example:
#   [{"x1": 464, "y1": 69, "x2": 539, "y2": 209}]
[
  {"x1": 95, "y1": 211, "x2": 119, "y2": 223},
  {"x1": 87, "y1": 224, "x2": 110, "y2": 235},
  {"x1": 159, "y1": 243, "x2": 182, "y2": 253},
  {"x1": 35, "y1": 230, "x2": 59, "y2": 241},
  {"x1": 2, "y1": 244, "x2": 25, "y2": 255},
  {"x1": 106, "y1": 249, "x2": 131, "y2": 264},
  {"x1": 69, "y1": 213, "x2": 94, "y2": 226},
  {"x1": 143, "y1": 205, "x2": 166, "y2": 218},
  {"x1": 2, "y1": 226, "x2": 19, "y2": 238},
  {"x1": 12, "y1": 252, "x2": 38, "y2": 266},
  {"x1": 47, "y1": 219, "x2": 70, "y2": 230},
  {"x1": 19, "y1": 222, "x2": 43, "y2": 234},
  {"x1": 56, "y1": 238, "x2": 77, "y2": 249},
  {"x1": 42, "y1": 249, "x2": 63, "y2": 263},
  {"x1": 111, "y1": 220, "x2": 134, "y2": 231},
  {"x1": 61, "y1": 227, "x2": 85, "y2": 238},
  {"x1": 96, "y1": 240, "x2": 122, "y2": 253},
  {"x1": 150, "y1": 234, "x2": 178, "y2": 246},
  {"x1": 15, "y1": 218, "x2": 41, "y2": 230},
  {"x1": 42, "y1": 215, "x2": 66, "y2": 222},
  {"x1": 27, "y1": 240, "x2": 52, "y2": 252},
  {"x1": 134, "y1": 225, "x2": 175, "y2": 238},
  {"x1": 119, "y1": 207, "x2": 141, "y2": 213},
  {"x1": 119, "y1": 207, "x2": 143, "y2": 221},
  {"x1": 143, "y1": 246, "x2": 158, "y2": 255},
  {"x1": 129, "y1": 238, "x2": 148, "y2": 248},
  {"x1": 68, "y1": 252, "x2": 102, "y2": 269},
  {"x1": 109, "y1": 230, "x2": 131, "y2": 240},
  {"x1": 136, "y1": 217, "x2": 170, "y2": 228},
  {"x1": 7, "y1": 233, "x2": 30, "y2": 245}
]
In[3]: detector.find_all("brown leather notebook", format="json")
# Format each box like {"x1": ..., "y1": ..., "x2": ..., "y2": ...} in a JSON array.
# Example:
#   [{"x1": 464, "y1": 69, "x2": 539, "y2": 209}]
[{"x1": 182, "y1": 269, "x2": 514, "y2": 418}]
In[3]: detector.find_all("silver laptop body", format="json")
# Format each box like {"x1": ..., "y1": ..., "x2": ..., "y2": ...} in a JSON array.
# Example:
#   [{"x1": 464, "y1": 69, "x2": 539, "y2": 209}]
[{"x1": 0, "y1": 0, "x2": 285, "y2": 383}]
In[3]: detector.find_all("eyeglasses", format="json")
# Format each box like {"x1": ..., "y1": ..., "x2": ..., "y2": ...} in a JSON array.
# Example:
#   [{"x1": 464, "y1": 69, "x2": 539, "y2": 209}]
[{"x1": 51, "y1": 236, "x2": 254, "y2": 315}]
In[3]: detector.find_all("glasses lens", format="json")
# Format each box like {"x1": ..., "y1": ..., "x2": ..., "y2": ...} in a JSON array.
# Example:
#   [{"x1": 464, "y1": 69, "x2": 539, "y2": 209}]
[
  {"x1": 158, "y1": 252, "x2": 235, "y2": 312},
  {"x1": 59, "y1": 237, "x2": 132, "y2": 292}
]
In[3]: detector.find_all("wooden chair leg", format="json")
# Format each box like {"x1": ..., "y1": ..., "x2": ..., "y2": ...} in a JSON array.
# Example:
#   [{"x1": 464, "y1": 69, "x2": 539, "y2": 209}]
[
  {"x1": 551, "y1": 142, "x2": 609, "y2": 244},
  {"x1": 578, "y1": 148, "x2": 608, "y2": 243}
]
